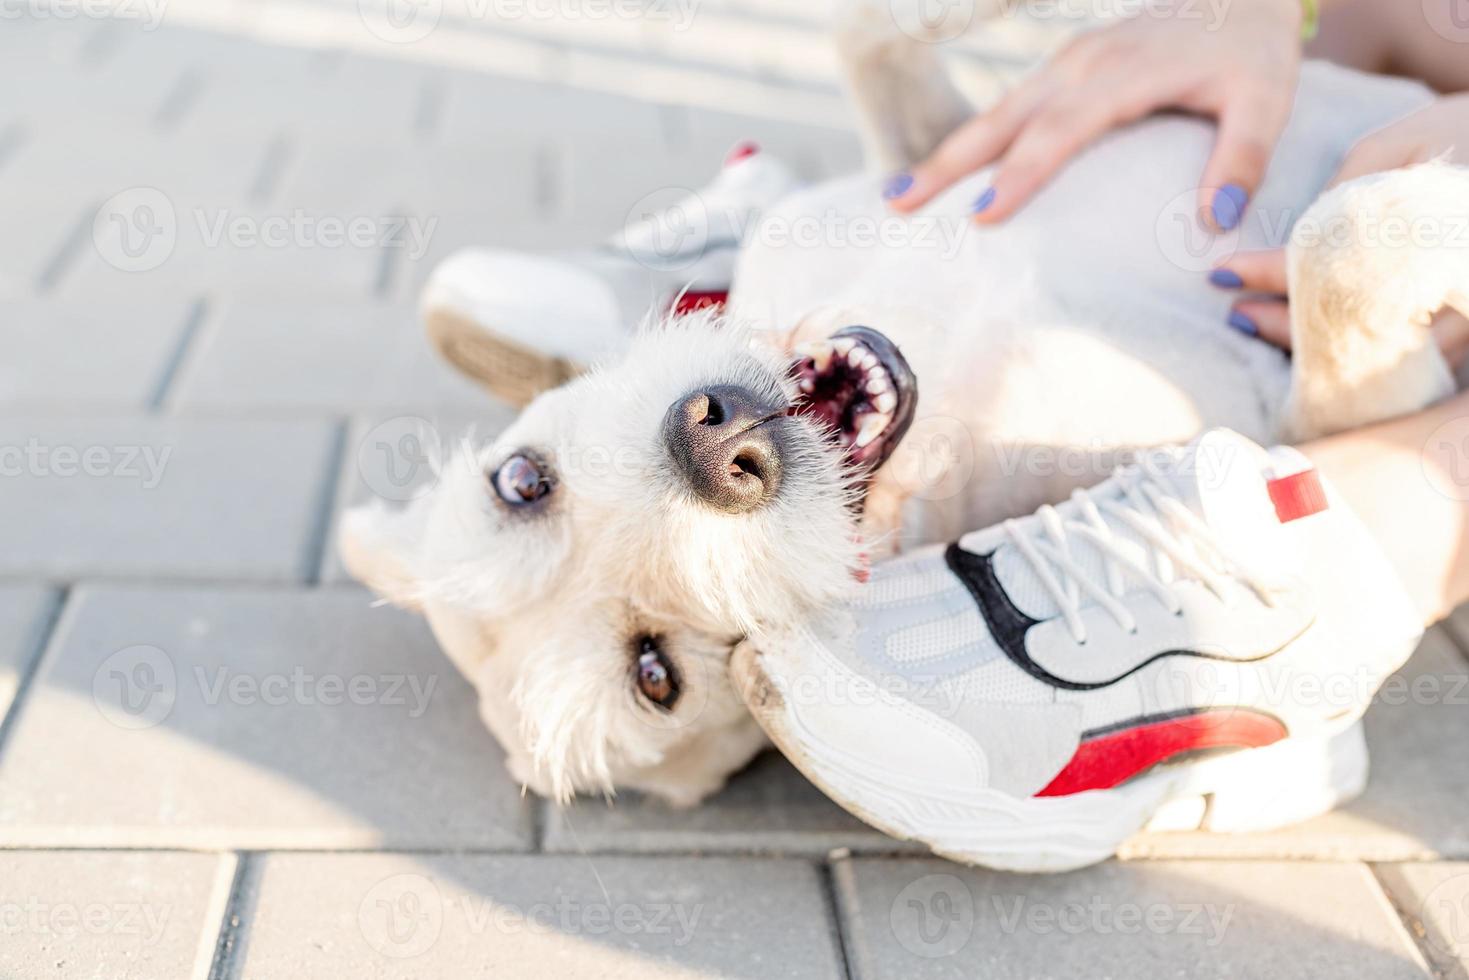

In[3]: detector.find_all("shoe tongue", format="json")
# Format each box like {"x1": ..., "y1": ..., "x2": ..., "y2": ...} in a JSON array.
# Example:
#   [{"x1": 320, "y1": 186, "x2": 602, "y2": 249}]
[
  {"x1": 971, "y1": 429, "x2": 1288, "y2": 620},
  {"x1": 1191, "y1": 428, "x2": 1293, "y2": 562}
]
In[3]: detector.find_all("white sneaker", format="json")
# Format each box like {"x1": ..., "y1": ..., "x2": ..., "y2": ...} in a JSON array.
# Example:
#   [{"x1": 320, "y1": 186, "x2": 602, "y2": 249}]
[
  {"x1": 733, "y1": 429, "x2": 1423, "y2": 872},
  {"x1": 421, "y1": 142, "x2": 800, "y2": 406}
]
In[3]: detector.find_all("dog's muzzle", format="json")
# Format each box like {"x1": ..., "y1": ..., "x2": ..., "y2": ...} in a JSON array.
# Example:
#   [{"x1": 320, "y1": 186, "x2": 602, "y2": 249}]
[{"x1": 663, "y1": 384, "x2": 786, "y2": 514}]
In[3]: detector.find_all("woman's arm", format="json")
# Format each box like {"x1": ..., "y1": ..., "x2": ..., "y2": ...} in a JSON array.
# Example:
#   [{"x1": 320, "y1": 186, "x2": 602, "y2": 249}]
[{"x1": 884, "y1": 0, "x2": 1306, "y2": 228}]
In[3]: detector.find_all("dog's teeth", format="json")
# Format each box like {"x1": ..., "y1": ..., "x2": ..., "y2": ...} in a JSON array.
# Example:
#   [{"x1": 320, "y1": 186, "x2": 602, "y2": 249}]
[
  {"x1": 855, "y1": 413, "x2": 890, "y2": 448},
  {"x1": 865, "y1": 375, "x2": 890, "y2": 394},
  {"x1": 832, "y1": 337, "x2": 856, "y2": 355},
  {"x1": 860, "y1": 351, "x2": 878, "y2": 369},
  {"x1": 847, "y1": 347, "x2": 866, "y2": 368},
  {"x1": 798, "y1": 376, "x2": 815, "y2": 393},
  {"x1": 874, "y1": 391, "x2": 897, "y2": 412},
  {"x1": 795, "y1": 341, "x2": 833, "y2": 372}
]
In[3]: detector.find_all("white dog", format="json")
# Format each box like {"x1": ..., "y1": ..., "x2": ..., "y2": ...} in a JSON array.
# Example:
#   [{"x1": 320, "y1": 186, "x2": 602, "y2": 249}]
[{"x1": 341, "y1": 3, "x2": 1468, "y2": 806}]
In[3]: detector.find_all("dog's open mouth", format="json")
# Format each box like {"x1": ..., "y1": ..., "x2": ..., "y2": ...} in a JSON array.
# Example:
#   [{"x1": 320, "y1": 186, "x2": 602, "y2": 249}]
[{"x1": 790, "y1": 325, "x2": 918, "y2": 471}]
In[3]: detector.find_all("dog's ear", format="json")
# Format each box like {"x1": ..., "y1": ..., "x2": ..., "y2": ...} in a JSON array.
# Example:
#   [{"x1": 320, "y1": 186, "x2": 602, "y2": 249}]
[{"x1": 338, "y1": 502, "x2": 428, "y2": 610}]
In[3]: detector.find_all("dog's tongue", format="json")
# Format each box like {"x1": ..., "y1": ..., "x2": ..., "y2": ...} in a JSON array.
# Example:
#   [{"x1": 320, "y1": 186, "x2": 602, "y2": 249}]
[{"x1": 961, "y1": 431, "x2": 1296, "y2": 621}]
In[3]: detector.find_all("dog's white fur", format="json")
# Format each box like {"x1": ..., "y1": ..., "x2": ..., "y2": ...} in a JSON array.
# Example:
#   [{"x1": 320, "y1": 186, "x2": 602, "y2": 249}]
[{"x1": 344, "y1": 2, "x2": 1469, "y2": 805}]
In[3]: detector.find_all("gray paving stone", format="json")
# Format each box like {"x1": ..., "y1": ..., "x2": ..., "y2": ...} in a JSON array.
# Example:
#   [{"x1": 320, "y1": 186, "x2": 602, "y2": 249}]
[
  {"x1": 56, "y1": 28, "x2": 340, "y2": 141},
  {"x1": 435, "y1": 72, "x2": 665, "y2": 147},
  {"x1": 543, "y1": 750, "x2": 921, "y2": 857},
  {"x1": 188, "y1": 50, "x2": 426, "y2": 142},
  {"x1": 0, "y1": 850, "x2": 233, "y2": 980},
  {"x1": 168, "y1": 301, "x2": 491, "y2": 414},
  {"x1": 0, "y1": 586, "x2": 56, "y2": 726},
  {"x1": 1375, "y1": 863, "x2": 1469, "y2": 980},
  {"x1": 550, "y1": 46, "x2": 846, "y2": 131},
  {"x1": 0, "y1": 416, "x2": 339, "y2": 582},
  {"x1": 225, "y1": 852, "x2": 843, "y2": 979},
  {"x1": 267, "y1": 141, "x2": 419, "y2": 217},
  {"x1": 321, "y1": 410, "x2": 515, "y2": 585},
  {"x1": 135, "y1": 23, "x2": 331, "y2": 83},
  {"x1": 0, "y1": 298, "x2": 195, "y2": 408},
  {"x1": 59, "y1": 197, "x2": 390, "y2": 304},
  {"x1": 265, "y1": 137, "x2": 566, "y2": 306},
  {"x1": 0, "y1": 22, "x2": 186, "y2": 123},
  {"x1": 280, "y1": 138, "x2": 546, "y2": 222},
  {"x1": 0, "y1": 585, "x2": 533, "y2": 849},
  {"x1": 0, "y1": 186, "x2": 106, "y2": 296},
  {"x1": 1124, "y1": 628, "x2": 1469, "y2": 861},
  {"x1": 27, "y1": 110, "x2": 399, "y2": 301},
  {"x1": 834, "y1": 858, "x2": 1430, "y2": 980},
  {"x1": 0, "y1": 11, "x2": 60, "y2": 57},
  {"x1": 1, "y1": 116, "x2": 264, "y2": 204}
]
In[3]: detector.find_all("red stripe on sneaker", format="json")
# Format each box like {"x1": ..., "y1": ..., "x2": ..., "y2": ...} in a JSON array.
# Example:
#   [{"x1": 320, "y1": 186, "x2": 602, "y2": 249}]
[
  {"x1": 1267, "y1": 469, "x2": 1328, "y2": 523},
  {"x1": 1035, "y1": 709, "x2": 1287, "y2": 797},
  {"x1": 725, "y1": 140, "x2": 759, "y2": 165},
  {"x1": 670, "y1": 290, "x2": 728, "y2": 316}
]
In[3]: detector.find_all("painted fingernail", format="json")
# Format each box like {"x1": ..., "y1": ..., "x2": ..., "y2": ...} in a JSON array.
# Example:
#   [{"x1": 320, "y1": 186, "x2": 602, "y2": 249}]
[
  {"x1": 882, "y1": 172, "x2": 914, "y2": 200},
  {"x1": 1211, "y1": 183, "x2": 1248, "y2": 231},
  {"x1": 971, "y1": 187, "x2": 997, "y2": 214},
  {"x1": 1209, "y1": 268, "x2": 1244, "y2": 289},
  {"x1": 1228, "y1": 310, "x2": 1258, "y2": 336}
]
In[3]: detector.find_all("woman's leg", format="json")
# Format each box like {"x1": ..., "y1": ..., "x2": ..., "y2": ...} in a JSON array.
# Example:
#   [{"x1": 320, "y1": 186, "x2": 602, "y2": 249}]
[{"x1": 1304, "y1": 389, "x2": 1469, "y2": 626}]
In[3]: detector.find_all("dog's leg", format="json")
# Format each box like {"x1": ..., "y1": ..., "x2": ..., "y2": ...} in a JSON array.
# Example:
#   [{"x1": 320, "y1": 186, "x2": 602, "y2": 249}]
[
  {"x1": 834, "y1": 0, "x2": 981, "y2": 172},
  {"x1": 1280, "y1": 162, "x2": 1469, "y2": 442}
]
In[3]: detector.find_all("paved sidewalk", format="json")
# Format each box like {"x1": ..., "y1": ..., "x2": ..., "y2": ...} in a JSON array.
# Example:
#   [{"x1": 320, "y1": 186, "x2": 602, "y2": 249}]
[{"x1": 1, "y1": 6, "x2": 1467, "y2": 979}]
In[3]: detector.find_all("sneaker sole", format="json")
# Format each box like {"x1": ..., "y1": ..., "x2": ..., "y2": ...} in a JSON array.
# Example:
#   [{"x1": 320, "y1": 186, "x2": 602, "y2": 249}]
[
  {"x1": 424, "y1": 304, "x2": 581, "y2": 408},
  {"x1": 731, "y1": 641, "x2": 1369, "y2": 873}
]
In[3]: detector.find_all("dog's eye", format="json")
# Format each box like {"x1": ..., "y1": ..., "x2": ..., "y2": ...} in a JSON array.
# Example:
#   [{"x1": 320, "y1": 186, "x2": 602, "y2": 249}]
[
  {"x1": 633, "y1": 635, "x2": 679, "y2": 710},
  {"x1": 491, "y1": 454, "x2": 553, "y2": 505}
]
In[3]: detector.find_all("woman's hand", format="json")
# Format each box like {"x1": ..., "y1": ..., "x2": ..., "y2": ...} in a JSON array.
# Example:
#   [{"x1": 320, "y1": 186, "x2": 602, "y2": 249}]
[
  {"x1": 1211, "y1": 94, "x2": 1469, "y2": 369},
  {"x1": 884, "y1": 0, "x2": 1304, "y2": 228}
]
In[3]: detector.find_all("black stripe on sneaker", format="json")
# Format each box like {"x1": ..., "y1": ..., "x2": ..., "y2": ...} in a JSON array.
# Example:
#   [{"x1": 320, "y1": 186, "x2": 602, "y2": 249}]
[{"x1": 943, "y1": 543, "x2": 1289, "y2": 692}]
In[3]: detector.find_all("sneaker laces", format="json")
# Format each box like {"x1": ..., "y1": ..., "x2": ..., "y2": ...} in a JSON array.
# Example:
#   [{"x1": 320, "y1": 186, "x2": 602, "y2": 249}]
[{"x1": 1002, "y1": 459, "x2": 1283, "y2": 645}]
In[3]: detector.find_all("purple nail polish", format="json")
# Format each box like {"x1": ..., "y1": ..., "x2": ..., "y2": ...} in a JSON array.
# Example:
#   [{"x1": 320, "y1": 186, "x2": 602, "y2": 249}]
[
  {"x1": 882, "y1": 172, "x2": 914, "y2": 200},
  {"x1": 1212, "y1": 184, "x2": 1248, "y2": 231},
  {"x1": 971, "y1": 187, "x2": 996, "y2": 214},
  {"x1": 1209, "y1": 268, "x2": 1244, "y2": 289},
  {"x1": 1228, "y1": 310, "x2": 1258, "y2": 336}
]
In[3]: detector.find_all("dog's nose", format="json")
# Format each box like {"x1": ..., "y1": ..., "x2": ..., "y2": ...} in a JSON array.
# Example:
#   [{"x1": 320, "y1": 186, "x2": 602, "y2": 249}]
[{"x1": 663, "y1": 385, "x2": 785, "y2": 513}]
